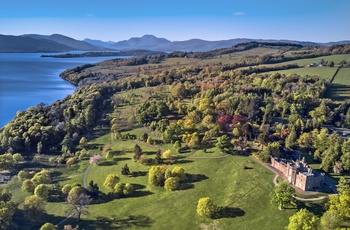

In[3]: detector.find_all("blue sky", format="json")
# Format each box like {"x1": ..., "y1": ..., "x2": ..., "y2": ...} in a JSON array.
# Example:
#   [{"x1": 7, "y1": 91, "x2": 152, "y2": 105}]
[{"x1": 1, "y1": 0, "x2": 349, "y2": 42}]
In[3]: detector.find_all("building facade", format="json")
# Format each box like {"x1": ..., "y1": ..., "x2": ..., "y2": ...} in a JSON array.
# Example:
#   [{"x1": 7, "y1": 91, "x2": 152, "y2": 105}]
[{"x1": 271, "y1": 156, "x2": 325, "y2": 191}]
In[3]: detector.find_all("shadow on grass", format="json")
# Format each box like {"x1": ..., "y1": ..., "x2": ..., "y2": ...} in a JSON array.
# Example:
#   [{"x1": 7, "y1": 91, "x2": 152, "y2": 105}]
[
  {"x1": 131, "y1": 171, "x2": 147, "y2": 177},
  {"x1": 296, "y1": 201, "x2": 326, "y2": 217},
  {"x1": 213, "y1": 207, "x2": 245, "y2": 219},
  {"x1": 187, "y1": 174, "x2": 209, "y2": 183},
  {"x1": 113, "y1": 157, "x2": 131, "y2": 161},
  {"x1": 179, "y1": 183, "x2": 195, "y2": 190},
  {"x1": 98, "y1": 160, "x2": 116, "y2": 166},
  {"x1": 131, "y1": 183, "x2": 146, "y2": 190},
  {"x1": 128, "y1": 190, "x2": 154, "y2": 198},
  {"x1": 174, "y1": 159, "x2": 194, "y2": 164},
  {"x1": 93, "y1": 214, "x2": 153, "y2": 229}
]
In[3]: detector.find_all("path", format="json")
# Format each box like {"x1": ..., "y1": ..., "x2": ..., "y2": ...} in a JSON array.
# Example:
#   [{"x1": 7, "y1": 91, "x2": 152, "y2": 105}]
[{"x1": 251, "y1": 156, "x2": 337, "y2": 201}]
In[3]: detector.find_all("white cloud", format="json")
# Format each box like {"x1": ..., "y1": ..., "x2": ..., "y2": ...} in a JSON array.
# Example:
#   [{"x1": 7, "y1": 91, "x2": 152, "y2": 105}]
[{"x1": 233, "y1": 12, "x2": 246, "y2": 16}]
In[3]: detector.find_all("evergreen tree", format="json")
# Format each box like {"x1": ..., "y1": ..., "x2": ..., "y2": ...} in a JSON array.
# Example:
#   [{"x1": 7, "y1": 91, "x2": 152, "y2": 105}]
[{"x1": 121, "y1": 164, "x2": 131, "y2": 175}]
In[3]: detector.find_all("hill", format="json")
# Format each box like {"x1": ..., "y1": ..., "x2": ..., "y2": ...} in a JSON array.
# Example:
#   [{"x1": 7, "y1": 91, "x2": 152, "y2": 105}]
[
  {"x1": 83, "y1": 38, "x2": 116, "y2": 48},
  {"x1": 23, "y1": 34, "x2": 102, "y2": 51},
  {"x1": 0, "y1": 34, "x2": 73, "y2": 52},
  {"x1": 109, "y1": 35, "x2": 327, "y2": 52}
]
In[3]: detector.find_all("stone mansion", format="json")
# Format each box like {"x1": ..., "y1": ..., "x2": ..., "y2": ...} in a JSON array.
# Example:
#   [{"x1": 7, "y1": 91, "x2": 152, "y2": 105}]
[{"x1": 271, "y1": 156, "x2": 325, "y2": 191}]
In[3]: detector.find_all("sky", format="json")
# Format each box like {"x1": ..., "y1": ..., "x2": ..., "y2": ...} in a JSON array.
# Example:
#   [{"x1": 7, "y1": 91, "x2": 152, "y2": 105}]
[{"x1": 1, "y1": 0, "x2": 349, "y2": 43}]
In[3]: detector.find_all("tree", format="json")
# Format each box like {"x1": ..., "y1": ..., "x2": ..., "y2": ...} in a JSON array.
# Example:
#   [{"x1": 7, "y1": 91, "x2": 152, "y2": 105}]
[
  {"x1": 188, "y1": 132, "x2": 200, "y2": 149},
  {"x1": 18, "y1": 170, "x2": 30, "y2": 181},
  {"x1": 103, "y1": 174, "x2": 120, "y2": 191},
  {"x1": 171, "y1": 82, "x2": 186, "y2": 99},
  {"x1": 270, "y1": 180, "x2": 295, "y2": 210},
  {"x1": 79, "y1": 137, "x2": 87, "y2": 148},
  {"x1": 39, "y1": 222, "x2": 58, "y2": 230},
  {"x1": 23, "y1": 195, "x2": 45, "y2": 220},
  {"x1": 155, "y1": 150, "x2": 162, "y2": 165},
  {"x1": 215, "y1": 135, "x2": 232, "y2": 153},
  {"x1": 62, "y1": 184, "x2": 72, "y2": 197},
  {"x1": 285, "y1": 127, "x2": 297, "y2": 149},
  {"x1": 31, "y1": 169, "x2": 51, "y2": 186},
  {"x1": 37, "y1": 141, "x2": 43, "y2": 154},
  {"x1": 21, "y1": 179, "x2": 35, "y2": 193},
  {"x1": 337, "y1": 177, "x2": 350, "y2": 195},
  {"x1": 164, "y1": 177, "x2": 180, "y2": 191},
  {"x1": 86, "y1": 180, "x2": 99, "y2": 199},
  {"x1": 114, "y1": 183, "x2": 124, "y2": 196},
  {"x1": 162, "y1": 150, "x2": 172, "y2": 160},
  {"x1": 133, "y1": 144, "x2": 143, "y2": 161},
  {"x1": 320, "y1": 209, "x2": 341, "y2": 230},
  {"x1": 67, "y1": 187, "x2": 90, "y2": 222},
  {"x1": 0, "y1": 189, "x2": 12, "y2": 202},
  {"x1": 286, "y1": 208, "x2": 319, "y2": 230},
  {"x1": 171, "y1": 166, "x2": 187, "y2": 182},
  {"x1": 34, "y1": 184, "x2": 49, "y2": 200},
  {"x1": 121, "y1": 164, "x2": 130, "y2": 175},
  {"x1": 148, "y1": 165, "x2": 164, "y2": 186},
  {"x1": 328, "y1": 193, "x2": 350, "y2": 220},
  {"x1": 12, "y1": 153, "x2": 24, "y2": 163},
  {"x1": 123, "y1": 183, "x2": 134, "y2": 195},
  {"x1": 89, "y1": 154, "x2": 101, "y2": 165},
  {"x1": 196, "y1": 197, "x2": 217, "y2": 218},
  {"x1": 0, "y1": 196, "x2": 15, "y2": 230}
]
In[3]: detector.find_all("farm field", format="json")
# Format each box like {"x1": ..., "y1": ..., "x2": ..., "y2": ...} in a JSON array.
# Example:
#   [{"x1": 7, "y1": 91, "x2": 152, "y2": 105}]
[
  {"x1": 267, "y1": 66, "x2": 337, "y2": 80},
  {"x1": 325, "y1": 67, "x2": 350, "y2": 101}
]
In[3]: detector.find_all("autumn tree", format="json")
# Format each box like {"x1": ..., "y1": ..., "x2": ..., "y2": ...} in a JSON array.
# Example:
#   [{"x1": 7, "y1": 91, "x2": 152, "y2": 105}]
[
  {"x1": 79, "y1": 137, "x2": 87, "y2": 147},
  {"x1": 164, "y1": 177, "x2": 180, "y2": 191},
  {"x1": 103, "y1": 174, "x2": 120, "y2": 191},
  {"x1": 196, "y1": 197, "x2": 217, "y2": 218},
  {"x1": 148, "y1": 165, "x2": 166, "y2": 186},
  {"x1": 270, "y1": 180, "x2": 295, "y2": 210},
  {"x1": 62, "y1": 184, "x2": 72, "y2": 197}
]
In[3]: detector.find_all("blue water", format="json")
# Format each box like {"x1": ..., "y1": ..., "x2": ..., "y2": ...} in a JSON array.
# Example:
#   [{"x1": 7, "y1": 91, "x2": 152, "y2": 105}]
[{"x1": 0, "y1": 53, "x2": 124, "y2": 127}]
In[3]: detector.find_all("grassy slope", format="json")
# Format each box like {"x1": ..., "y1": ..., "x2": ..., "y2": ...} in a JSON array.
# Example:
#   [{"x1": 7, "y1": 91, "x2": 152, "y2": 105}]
[
  {"x1": 47, "y1": 143, "x2": 295, "y2": 230},
  {"x1": 267, "y1": 66, "x2": 337, "y2": 80}
]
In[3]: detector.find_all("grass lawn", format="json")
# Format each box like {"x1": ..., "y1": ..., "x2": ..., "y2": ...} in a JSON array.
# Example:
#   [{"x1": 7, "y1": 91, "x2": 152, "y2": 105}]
[
  {"x1": 47, "y1": 154, "x2": 297, "y2": 230},
  {"x1": 40, "y1": 129, "x2": 305, "y2": 230},
  {"x1": 267, "y1": 66, "x2": 337, "y2": 80},
  {"x1": 325, "y1": 67, "x2": 350, "y2": 101}
]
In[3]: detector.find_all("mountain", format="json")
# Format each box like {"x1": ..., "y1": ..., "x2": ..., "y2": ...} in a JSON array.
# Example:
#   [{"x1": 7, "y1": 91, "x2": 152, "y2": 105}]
[
  {"x1": 23, "y1": 34, "x2": 101, "y2": 51},
  {"x1": 109, "y1": 35, "x2": 329, "y2": 52},
  {"x1": 0, "y1": 34, "x2": 73, "y2": 52},
  {"x1": 83, "y1": 38, "x2": 115, "y2": 48},
  {"x1": 110, "y1": 35, "x2": 172, "y2": 50}
]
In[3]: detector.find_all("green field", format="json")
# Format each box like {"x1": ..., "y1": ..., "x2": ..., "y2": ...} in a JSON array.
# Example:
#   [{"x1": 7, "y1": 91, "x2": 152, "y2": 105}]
[
  {"x1": 267, "y1": 66, "x2": 337, "y2": 80},
  {"x1": 326, "y1": 67, "x2": 350, "y2": 101},
  {"x1": 46, "y1": 144, "x2": 297, "y2": 230},
  {"x1": 275, "y1": 54, "x2": 350, "y2": 66}
]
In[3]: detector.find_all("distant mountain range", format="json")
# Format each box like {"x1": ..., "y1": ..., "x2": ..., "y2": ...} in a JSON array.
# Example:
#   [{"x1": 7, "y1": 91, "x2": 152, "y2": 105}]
[
  {"x1": 0, "y1": 33, "x2": 349, "y2": 53},
  {"x1": 0, "y1": 34, "x2": 105, "y2": 53}
]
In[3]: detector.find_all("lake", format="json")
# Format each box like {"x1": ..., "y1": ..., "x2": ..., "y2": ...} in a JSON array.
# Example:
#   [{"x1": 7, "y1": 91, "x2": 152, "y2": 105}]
[{"x1": 0, "y1": 53, "x2": 124, "y2": 127}]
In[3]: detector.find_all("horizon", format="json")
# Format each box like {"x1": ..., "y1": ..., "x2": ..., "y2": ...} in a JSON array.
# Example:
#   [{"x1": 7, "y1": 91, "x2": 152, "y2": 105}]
[
  {"x1": 1, "y1": 0, "x2": 350, "y2": 43},
  {"x1": 3, "y1": 33, "x2": 350, "y2": 45}
]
